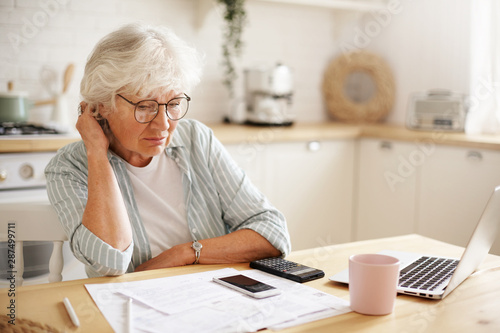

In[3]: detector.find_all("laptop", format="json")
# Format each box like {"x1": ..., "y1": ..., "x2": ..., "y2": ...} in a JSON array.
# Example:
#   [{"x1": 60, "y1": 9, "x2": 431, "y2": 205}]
[{"x1": 329, "y1": 185, "x2": 500, "y2": 300}]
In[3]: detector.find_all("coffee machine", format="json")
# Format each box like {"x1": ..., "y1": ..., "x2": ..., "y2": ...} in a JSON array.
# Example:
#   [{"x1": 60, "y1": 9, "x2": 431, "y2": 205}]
[{"x1": 244, "y1": 63, "x2": 294, "y2": 126}]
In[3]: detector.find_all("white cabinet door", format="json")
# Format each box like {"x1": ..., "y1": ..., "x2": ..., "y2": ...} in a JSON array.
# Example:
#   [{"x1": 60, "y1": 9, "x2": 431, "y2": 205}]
[
  {"x1": 417, "y1": 145, "x2": 500, "y2": 255},
  {"x1": 263, "y1": 140, "x2": 354, "y2": 251},
  {"x1": 224, "y1": 143, "x2": 267, "y2": 193},
  {"x1": 355, "y1": 139, "x2": 418, "y2": 241}
]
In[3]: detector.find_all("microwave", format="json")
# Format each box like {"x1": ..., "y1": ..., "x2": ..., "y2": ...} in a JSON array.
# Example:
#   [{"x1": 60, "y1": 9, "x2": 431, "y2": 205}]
[{"x1": 406, "y1": 90, "x2": 467, "y2": 132}]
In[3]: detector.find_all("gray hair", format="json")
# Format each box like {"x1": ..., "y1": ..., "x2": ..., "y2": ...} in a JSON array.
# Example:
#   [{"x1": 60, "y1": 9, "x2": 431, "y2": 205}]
[{"x1": 80, "y1": 23, "x2": 203, "y2": 116}]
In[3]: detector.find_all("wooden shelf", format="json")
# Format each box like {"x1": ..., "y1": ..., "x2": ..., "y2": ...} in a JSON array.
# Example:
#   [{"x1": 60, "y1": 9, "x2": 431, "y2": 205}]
[
  {"x1": 255, "y1": 0, "x2": 387, "y2": 11},
  {"x1": 195, "y1": 0, "x2": 387, "y2": 29}
]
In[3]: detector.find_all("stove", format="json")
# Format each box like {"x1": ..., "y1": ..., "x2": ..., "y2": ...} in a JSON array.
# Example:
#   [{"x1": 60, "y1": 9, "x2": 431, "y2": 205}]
[{"x1": 0, "y1": 122, "x2": 60, "y2": 136}]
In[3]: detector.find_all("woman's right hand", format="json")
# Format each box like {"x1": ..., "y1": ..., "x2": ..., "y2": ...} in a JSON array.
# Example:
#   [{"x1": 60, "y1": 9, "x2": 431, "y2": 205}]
[
  {"x1": 77, "y1": 102, "x2": 133, "y2": 252},
  {"x1": 76, "y1": 102, "x2": 110, "y2": 156}
]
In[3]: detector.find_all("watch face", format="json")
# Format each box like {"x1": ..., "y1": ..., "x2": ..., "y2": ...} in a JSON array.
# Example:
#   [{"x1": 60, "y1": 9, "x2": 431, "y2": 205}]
[{"x1": 192, "y1": 241, "x2": 202, "y2": 250}]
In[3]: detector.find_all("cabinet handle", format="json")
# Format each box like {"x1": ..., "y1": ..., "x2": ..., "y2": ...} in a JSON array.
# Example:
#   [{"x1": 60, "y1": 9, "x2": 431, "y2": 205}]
[
  {"x1": 0, "y1": 169, "x2": 6, "y2": 182},
  {"x1": 307, "y1": 141, "x2": 321, "y2": 152},
  {"x1": 380, "y1": 141, "x2": 392, "y2": 150},
  {"x1": 466, "y1": 150, "x2": 483, "y2": 161}
]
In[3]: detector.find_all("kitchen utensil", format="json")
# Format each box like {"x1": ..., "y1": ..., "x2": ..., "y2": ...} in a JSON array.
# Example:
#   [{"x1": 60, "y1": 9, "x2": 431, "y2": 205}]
[
  {"x1": 40, "y1": 66, "x2": 58, "y2": 97},
  {"x1": 34, "y1": 63, "x2": 75, "y2": 107},
  {"x1": 0, "y1": 82, "x2": 30, "y2": 123},
  {"x1": 62, "y1": 63, "x2": 74, "y2": 94},
  {"x1": 50, "y1": 94, "x2": 70, "y2": 133}
]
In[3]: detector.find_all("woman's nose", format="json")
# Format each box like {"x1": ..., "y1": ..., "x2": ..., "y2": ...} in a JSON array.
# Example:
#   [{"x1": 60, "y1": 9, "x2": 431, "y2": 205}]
[{"x1": 151, "y1": 105, "x2": 170, "y2": 130}]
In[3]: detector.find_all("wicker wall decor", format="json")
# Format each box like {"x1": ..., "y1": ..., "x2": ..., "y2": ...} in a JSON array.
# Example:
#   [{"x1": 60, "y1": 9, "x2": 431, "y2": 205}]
[{"x1": 322, "y1": 51, "x2": 395, "y2": 123}]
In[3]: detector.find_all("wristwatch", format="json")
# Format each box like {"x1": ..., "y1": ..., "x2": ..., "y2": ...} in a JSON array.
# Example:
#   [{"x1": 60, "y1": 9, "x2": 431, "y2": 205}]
[{"x1": 191, "y1": 240, "x2": 203, "y2": 264}]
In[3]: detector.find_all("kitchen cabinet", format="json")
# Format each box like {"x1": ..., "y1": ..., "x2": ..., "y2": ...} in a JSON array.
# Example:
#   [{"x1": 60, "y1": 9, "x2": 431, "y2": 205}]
[
  {"x1": 225, "y1": 139, "x2": 354, "y2": 251},
  {"x1": 224, "y1": 142, "x2": 266, "y2": 191},
  {"x1": 416, "y1": 145, "x2": 500, "y2": 255},
  {"x1": 264, "y1": 140, "x2": 354, "y2": 251},
  {"x1": 355, "y1": 138, "x2": 500, "y2": 255},
  {"x1": 354, "y1": 138, "x2": 417, "y2": 241}
]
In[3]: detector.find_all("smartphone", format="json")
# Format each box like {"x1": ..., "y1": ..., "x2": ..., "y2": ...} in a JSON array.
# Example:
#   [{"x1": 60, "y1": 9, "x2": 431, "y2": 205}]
[{"x1": 213, "y1": 274, "x2": 281, "y2": 299}]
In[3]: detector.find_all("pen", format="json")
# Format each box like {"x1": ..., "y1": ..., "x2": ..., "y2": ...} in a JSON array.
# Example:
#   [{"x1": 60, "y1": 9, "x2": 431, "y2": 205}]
[
  {"x1": 127, "y1": 298, "x2": 133, "y2": 333},
  {"x1": 63, "y1": 297, "x2": 80, "y2": 327}
]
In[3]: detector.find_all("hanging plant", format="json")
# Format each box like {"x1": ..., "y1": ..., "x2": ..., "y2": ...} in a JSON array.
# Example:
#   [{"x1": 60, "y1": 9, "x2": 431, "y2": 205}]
[{"x1": 217, "y1": 0, "x2": 247, "y2": 97}]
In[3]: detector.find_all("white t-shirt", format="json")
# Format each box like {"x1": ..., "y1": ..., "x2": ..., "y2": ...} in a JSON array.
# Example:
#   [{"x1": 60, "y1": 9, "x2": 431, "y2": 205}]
[{"x1": 124, "y1": 153, "x2": 191, "y2": 257}]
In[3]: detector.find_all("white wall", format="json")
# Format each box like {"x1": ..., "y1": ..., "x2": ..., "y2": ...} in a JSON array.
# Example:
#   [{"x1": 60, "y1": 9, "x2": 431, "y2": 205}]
[
  {"x1": 0, "y1": 0, "x2": 470, "y2": 128},
  {"x1": 366, "y1": 0, "x2": 471, "y2": 125}
]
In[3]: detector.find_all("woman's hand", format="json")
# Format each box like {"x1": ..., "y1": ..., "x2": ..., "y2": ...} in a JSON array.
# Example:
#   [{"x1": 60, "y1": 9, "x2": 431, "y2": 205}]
[
  {"x1": 77, "y1": 102, "x2": 133, "y2": 251},
  {"x1": 134, "y1": 244, "x2": 194, "y2": 272},
  {"x1": 134, "y1": 230, "x2": 281, "y2": 272},
  {"x1": 76, "y1": 102, "x2": 109, "y2": 156}
]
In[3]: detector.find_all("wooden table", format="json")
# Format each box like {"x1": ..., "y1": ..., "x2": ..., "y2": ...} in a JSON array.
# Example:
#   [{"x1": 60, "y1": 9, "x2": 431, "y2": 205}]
[{"x1": 1, "y1": 234, "x2": 500, "y2": 332}]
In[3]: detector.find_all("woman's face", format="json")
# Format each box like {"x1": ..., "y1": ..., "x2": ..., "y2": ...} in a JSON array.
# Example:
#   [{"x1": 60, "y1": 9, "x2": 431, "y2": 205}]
[{"x1": 104, "y1": 91, "x2": 180, "y2": 167}]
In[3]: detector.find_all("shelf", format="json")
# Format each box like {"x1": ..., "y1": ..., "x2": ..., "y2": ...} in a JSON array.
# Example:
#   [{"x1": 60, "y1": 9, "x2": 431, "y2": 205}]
[
  {"x1": 255, "y1": 0, "x2": 387, "y2": 11},
  {"x1": 195, "y1": 0, "x2": 387, "y2": 29}
]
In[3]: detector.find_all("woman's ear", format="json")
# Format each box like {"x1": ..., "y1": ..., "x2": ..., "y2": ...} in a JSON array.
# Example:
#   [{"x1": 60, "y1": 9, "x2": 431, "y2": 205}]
[{"x1": 93, "y1": 103, "x2": 107, "y2": 120}]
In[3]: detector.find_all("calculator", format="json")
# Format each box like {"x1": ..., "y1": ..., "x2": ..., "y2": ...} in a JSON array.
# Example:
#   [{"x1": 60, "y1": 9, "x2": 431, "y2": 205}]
[{"x1": 250, "y1": 257, "x2": 325, "y2": 283}]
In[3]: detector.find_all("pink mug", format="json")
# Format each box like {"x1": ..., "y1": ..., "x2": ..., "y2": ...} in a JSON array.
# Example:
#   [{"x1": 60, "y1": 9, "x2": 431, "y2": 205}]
[{"x1": 349, "y1": 253, "x2": 400, "y2": 315}]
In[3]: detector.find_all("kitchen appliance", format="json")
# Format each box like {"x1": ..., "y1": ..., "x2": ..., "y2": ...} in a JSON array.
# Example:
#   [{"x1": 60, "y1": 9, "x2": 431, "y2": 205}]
[
  {"x1": 406, "y1": 89, "x2": 467, "y2": 132},
  {"x1": 0, "y1": 82, "x2": 30, "y2": 123},
  {"x1": 244, "y1": 63, "x2": 294, "y2": 126},
  {"x1": 0, "y1": 151, "x2": 86, "y2": 286},
  {"x1": 0, "y1": 122, "x2": 59, "y2": 135},
  {"x1": 0, "y1": 64, "x2": 76, "y2": 132}
]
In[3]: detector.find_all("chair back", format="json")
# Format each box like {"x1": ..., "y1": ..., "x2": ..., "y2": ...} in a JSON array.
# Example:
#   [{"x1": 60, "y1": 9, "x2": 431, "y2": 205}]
[{"x1": 0, "y1": 202, "x2": 67, "y2": 286}]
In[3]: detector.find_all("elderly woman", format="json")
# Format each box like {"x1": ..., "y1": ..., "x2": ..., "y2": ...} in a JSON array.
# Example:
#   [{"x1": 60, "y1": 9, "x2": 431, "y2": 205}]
[{"x1": 45, "y1": 23, "x2": 291, "y2": 278}]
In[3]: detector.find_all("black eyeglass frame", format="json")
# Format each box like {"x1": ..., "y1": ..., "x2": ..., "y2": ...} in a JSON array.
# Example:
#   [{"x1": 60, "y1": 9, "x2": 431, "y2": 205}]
[{"x1": 117, "y1": 93, "x2": 191, "y2": 123}]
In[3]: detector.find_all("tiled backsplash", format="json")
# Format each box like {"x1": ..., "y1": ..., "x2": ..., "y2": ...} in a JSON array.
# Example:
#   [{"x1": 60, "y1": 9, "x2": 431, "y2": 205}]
[
  {"x1": 0, "y1": 0, "x2": 341, "y2": 126},
  {"x1": 0, "y1": 0, "x2": 471, "y2": 128}
]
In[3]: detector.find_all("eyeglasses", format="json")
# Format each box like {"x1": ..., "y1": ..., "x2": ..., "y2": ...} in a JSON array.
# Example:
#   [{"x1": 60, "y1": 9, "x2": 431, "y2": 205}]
[{"x1": 117, "y1": 93, "x2": 191, "y2": 123}]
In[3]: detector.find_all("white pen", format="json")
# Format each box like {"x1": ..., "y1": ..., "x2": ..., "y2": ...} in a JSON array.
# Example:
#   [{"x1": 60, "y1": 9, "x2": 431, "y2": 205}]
[
  {"x1": 63, "y1": 297, "x2": 80, "y2": 327},
  {"x1": 127, "y1": 298, "x2": 133, "y2": 333}
]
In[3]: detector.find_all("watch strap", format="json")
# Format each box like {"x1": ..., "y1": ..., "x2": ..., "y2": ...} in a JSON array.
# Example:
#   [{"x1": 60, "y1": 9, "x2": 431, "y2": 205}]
[{"x1": 191, "y1": 240, "x2": 202, "y2": 264}]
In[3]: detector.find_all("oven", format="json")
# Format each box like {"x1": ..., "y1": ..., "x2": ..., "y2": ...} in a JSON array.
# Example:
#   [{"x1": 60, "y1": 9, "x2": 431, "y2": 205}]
[{"x1": 0, "y1": 125, "x2": 87, "y2": 286}]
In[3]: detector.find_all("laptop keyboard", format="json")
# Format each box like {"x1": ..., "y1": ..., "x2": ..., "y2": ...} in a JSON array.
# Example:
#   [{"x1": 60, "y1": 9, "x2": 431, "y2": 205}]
[{"x1": 399, "y1": 256, "x2": 459, "y2": 291}]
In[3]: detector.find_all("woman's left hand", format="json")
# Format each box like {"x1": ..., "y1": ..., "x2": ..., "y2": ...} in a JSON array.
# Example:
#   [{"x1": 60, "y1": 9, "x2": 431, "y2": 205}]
[
  {"x1": 135, "y1": 243, "x2": 194, "y2": 271},
  {"x1": 134, "y1": 230, "x2": 281, "y2": 272}
]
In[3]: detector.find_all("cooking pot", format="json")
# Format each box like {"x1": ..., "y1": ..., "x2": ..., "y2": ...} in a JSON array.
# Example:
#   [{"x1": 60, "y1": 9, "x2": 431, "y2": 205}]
[{"x1": 0, "y1": 83, "x2": 30, "y2": 123}]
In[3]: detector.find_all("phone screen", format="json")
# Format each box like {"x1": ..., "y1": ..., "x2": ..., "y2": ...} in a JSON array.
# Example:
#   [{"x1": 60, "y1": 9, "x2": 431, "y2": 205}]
[
  {"x1": 218, "y1": 275, "x2": 276, "y2": 293},
  {"x1": 214, "y1": 274, "x2": 281, "y2": 298}
]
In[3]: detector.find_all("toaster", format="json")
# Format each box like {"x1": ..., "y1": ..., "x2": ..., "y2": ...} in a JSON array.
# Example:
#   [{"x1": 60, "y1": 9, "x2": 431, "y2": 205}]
[{"x1": 406, "y1": 89, "x2": 467, "y2": 132}]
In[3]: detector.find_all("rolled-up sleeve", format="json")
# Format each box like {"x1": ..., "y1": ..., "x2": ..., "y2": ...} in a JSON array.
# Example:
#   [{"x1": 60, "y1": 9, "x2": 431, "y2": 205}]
[
  {"x1": 45, "y1": 143, "x2": 133, "y2": 277},
  {"x1": 198, "y1": 123, "x2": 291, "y2": 256}
]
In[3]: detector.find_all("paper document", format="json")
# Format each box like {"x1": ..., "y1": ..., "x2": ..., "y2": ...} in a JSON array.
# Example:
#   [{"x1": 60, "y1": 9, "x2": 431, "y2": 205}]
[{"x1": 85, "y1": 268, "x2": 350, "y2": 333}]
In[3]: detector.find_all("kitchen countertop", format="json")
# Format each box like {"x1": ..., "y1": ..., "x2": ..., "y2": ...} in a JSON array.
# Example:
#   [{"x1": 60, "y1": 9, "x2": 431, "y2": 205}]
[{"x1": 2, "y1": 122, "x2": 500, "y2": 153}]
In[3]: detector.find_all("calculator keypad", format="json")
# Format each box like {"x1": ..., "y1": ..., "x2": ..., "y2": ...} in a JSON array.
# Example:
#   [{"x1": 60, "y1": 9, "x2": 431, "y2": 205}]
[{"x1": 255, "y1": 258, "x2": 300, "y2": 272}]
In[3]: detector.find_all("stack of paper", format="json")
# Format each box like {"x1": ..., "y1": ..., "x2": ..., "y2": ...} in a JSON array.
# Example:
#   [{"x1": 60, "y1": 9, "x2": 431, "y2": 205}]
[{"x1": 85, "y1": 268, "x2": 351, "y2": 332}]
